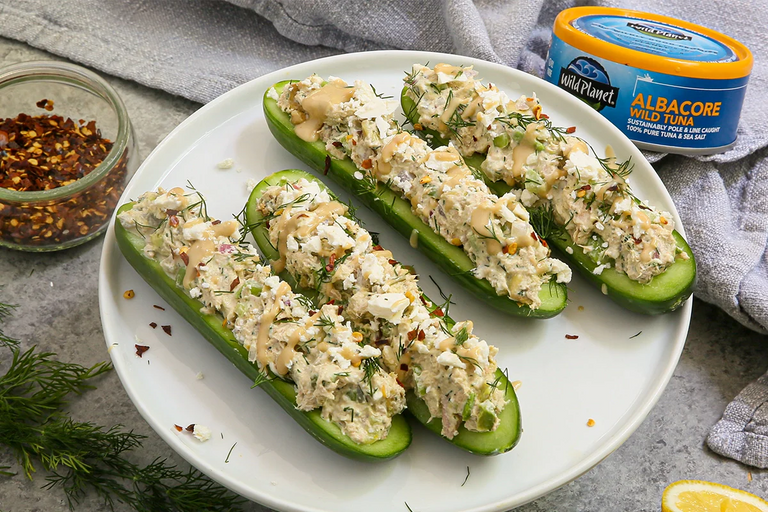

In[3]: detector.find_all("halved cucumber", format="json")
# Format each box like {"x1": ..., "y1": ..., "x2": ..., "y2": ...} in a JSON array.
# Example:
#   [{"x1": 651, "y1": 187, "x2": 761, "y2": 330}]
[
  {"x1": 263, "y1": 81, "x2": 567, "y2": 319},
  {"x1": 401, "y1": 86, "x2": 696, "y2": 315},
  {"x1": 115, "y1": 202, "x2": 411, "y2": 461},
  {"x1": 245, "y1": 169, "x2": 521, "y2": 455}
]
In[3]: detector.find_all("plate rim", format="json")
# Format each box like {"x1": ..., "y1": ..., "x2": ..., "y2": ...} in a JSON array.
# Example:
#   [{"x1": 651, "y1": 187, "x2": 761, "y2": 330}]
[{"x1": 99, "y1": 49, "x2": 692, "y2": 512}]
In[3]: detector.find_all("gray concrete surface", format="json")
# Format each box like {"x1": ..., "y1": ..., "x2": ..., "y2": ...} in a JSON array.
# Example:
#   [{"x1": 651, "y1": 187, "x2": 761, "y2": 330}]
[{"x1": 0, "y1": 36, "x2": 766, "y2": 511}]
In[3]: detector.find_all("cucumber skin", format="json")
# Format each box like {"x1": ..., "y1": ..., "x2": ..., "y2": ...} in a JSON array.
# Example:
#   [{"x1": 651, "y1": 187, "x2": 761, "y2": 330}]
[
  {"x1": 114, "y1": 203, "x2": 411, "y2": 461},
  {"x1": 263, "y1": 81, "x2": 567, "y2": 319},
  {"x1": 401, "y1": 87, "x2": 696, "y2": 315},
  {"x1": 245, "y1": 169, "x2": 522, "y2": 455}
]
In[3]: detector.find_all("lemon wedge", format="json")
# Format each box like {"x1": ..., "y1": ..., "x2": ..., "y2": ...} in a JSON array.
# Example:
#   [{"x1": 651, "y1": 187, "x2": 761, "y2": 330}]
[{"x1": 662, "y1": 480, "x2": 768, "y2": 512}]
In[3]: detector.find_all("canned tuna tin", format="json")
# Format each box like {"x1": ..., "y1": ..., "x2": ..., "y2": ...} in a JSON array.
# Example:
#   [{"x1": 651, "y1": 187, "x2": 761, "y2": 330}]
[{"x1": 545, "y1": 7, "x2": 752, "y2": 155}]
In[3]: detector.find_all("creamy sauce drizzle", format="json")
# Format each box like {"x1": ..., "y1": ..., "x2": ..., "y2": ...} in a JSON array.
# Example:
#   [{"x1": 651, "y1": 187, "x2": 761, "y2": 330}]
[
  {"x1": 294, "y1": 81, "x2": 355, "y2": 142},
  {"x1": 184, "y1": 239, "x2": 215, "y2": 287},
  {"x1": 272, "y1": 202, "x2": 347, "y2": 272}
]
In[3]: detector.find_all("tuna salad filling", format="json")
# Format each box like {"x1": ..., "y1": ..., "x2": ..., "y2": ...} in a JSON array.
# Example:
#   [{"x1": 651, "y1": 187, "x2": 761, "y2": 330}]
[
  {"x1": 118, "y1": 186, "x2": 405, "y2": 444},
  {"x1": 404, "y1": 63, "x2": 688, "y2": 283},
  {"x1": 255, "y1": 177, "x2": 508, "y2": 438},
  {"x1": 273, "y1": 75, "x2": 570, "y2": 309}
]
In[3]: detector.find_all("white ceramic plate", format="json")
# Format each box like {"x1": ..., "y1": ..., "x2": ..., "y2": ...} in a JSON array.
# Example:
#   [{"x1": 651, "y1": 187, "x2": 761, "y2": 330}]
[{"x1": 99, "y1": 50, "x2": 691, "y2": 512}]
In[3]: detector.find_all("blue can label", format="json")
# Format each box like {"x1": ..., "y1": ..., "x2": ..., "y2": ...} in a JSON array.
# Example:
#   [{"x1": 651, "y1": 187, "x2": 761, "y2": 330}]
[{"x1": 545, "y1": 33, "x2": 749, "y2": 151}]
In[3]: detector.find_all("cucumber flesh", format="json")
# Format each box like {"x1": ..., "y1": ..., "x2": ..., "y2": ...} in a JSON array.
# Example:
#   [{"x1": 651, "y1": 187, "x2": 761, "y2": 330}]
[
  {"x1": 245, "y1": 169, "x2": 522, "y2": 455},
  {"x1": 114, "y1": 203, "x2": 411, "y2": 461},
  {"x1": 263, "y1": 81, "x2": 567, "y2": 319},
  {"x1": 401, "y1": 86, "x2": 696, "y2": 314},
  {"x1": 405, "y1": 370, "x2": 521, "y2": 455}
]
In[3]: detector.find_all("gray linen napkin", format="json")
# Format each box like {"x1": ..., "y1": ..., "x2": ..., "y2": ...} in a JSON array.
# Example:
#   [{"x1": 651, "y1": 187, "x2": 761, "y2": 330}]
[
  {"x1": 707, "y1": 372, "x2": 768, "y2": 468},
  {"x1": 2, "y1": 0, "x2": 767, "y2": 466}
]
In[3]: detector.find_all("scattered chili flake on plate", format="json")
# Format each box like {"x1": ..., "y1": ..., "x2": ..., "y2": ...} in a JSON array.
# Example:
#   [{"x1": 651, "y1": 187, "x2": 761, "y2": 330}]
[
  {"x1": 565, "y1": 334, "x2": 579, "y2": 340},
  {"x1": 149, "y1": 322, "x2": 157, "y2": 329},
  {"x1": 174, "y1": 424, "x2": 183, "y2": 432},
  {"x1": 135, "y1": 344, "x2": 150, "y2": 357},
  {"x1": 161, "y1": 325, "x2": 172, "y2": 336},
  {"x1": 153, "y1": 304, "x2": 165, "y2": 311}
]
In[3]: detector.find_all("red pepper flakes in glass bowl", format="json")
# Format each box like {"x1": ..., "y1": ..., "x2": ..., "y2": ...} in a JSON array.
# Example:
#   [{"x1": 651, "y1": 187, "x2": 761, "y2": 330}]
[{"x1": 0, "y1": 61, "x2": 138, "y2": 251}]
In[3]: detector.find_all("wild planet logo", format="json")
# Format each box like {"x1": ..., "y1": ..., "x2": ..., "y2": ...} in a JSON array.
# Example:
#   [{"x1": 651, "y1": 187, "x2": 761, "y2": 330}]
[
  {"x1": 558, "y1": 57, "x2": 619, "y2": 111},
  {"x1": 627, "y1": 22, "x2": 692, "y2": 41}
]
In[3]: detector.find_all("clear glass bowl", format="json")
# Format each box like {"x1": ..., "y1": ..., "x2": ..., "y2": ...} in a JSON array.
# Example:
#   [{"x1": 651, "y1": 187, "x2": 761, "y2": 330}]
[{"x1": 0, "y1": 61, "x2": 138, "y2": 251}]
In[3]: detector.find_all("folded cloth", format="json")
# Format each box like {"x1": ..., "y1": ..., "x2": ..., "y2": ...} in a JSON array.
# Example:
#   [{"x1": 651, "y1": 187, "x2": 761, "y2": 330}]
[
  {"x1": 707, "y1": 371, "x2": 768, "y2": 468},
  {"x1": 1, "y1": 0, "x2": 767, "y2": 466}
]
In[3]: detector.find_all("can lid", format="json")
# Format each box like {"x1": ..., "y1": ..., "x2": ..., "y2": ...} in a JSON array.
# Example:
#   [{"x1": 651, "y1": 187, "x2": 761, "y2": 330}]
[{"x1": 553, "y1": 7, "x2": 752, "y2": 79}]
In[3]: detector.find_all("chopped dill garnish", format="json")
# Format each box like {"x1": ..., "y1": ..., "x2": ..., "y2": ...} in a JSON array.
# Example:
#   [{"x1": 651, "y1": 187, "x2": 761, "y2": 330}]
[
  {"x1": 225, "y1": 442, "x2": 237, "y2": 463},
  {"x1": 361, "y1": 357, "x2": 383, "y2": 396},
  {"x1": 461, "y1": 466, "x2": 471, "y2": 486}
]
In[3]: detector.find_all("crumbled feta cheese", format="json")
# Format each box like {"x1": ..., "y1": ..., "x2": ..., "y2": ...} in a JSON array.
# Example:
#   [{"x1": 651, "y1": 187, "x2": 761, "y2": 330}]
[
  {"x1": 367, "y1": 293, "x2": 410, "y2": 323},
  {"x1": 266, "y1": 87, "x2": 279, "y2": 101},
  {"x1": 286, "y1": 235, "x2": 299, "y2": 252},
  {"x1": 358, "y1": 345, "x2": 382, "y2": 358},
  {"x1": 193, "y1": 424, "x2": 212, "y2": 442},
  {"x1": 354, "y1": 171, "x2": 364, "y2": 180},
  {"x1": 246, "y1": 179, "x2": 258, "y2": 192},
  {"x1": 565, "y1": 246, "x2": 574, "y2": 255},
  {"x1": 189, "y1": 287, "x2": 202, "y2": 298},
  {"x1": 302, "y1": 236, "x2": 322, "y2": 254},
  {"x1": 183, "y1": 220, "x2": 209, "y2": 241},
  {"x1": 264, "y1": 276, "x2": 281, "y2": 290},
  {"x1": 437, "y1": 351, "x2": 466, "y2": 369},
  {"x1": 217, "y1": 158, "x2": 235, "y2": 170}
]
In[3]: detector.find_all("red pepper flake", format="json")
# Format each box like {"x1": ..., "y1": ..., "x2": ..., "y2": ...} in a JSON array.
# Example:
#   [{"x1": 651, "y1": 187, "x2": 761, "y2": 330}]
[
  {"x1": 325, "y1": 253, "x2": 336, "y2": 273},
  {"x1": 580, "y1": 184, "x2": 591, "y2": 191},
  {"x1": 388, "y1": 259, "x2": 397, "y2": 265},
  {"x1": 186, "y1": 424, "x2": 195, "y2": 432},
  {"x1": 431, "y1": 309, "x2": 445, "y2": 319},
  {"x1": 638, "y1": 204, "x2": 651, "y2": 211},
  {"x1": 633, "y1": 236, "x2": 642, "y2": 245},
  {"x1": 0, "y1": 111, "x2": 129, "y2": 247},
  {"x1": 35, "y1": 98, "x2": 54, "y2": 111},
  {"x1": 565, "y1": 334, "x2": 579, "y2": 340},
  {"x1": 323, "y1": 155, "x2": 331, "y2": 175},
  {"x1": 149, "y1": 322, "x2": 157, "y2": 329},
  {"x1": 326, "y1": 299, "x2": 335, "y2": 306},
  {"x1": 230, "y1": 277, "x2": 240, "y2": 291},
  {"x1": 407, "y1": 330, "x2": 417, "y2": 341},
  {"x1": 174, "y1": 424, "x2": 183, "y2": 432},
  {"x1": 161, "y1": 325, "x2": 172, "y2": 336},
  {"x1": 153, "y1": 304, "x2": 165, "y2": 311},
  {"x1": 539, "y1": 113, "x2": 549, "y2": 119},
  {"x1": 135, "y1": 344, "x2": 150, "y2": 357},
  {"x1": 308, "y1": 310, "x2": 317, "y2": 316},
  {"x1": 361, "y1": 159, "x2": 373, "y2": 170},
  {"x1": 166, "y1": 209, "x2": 178, "y2": 217},
  {"x1": 179, "y1": 252, "x2": 190, "y2": 266},
  {"x1": 531, "y1": 232, "x2": 539, "y2": 241},
  {"x1": 540, "y1": 239, "x2": 548, "y2": 248},
  {"x1": 372, "y1": 245, "x2": 384, "y2": 251},
  {"x1": 169, "y1": 215, "x2": 179, "y2": 227},
  {"x1": 400, "y1": 363, "x2": 409, "y2": 371},
  {"x1": 332, "y1": 141, "x2": 342, "y2": 147},
  {"x1": 419, "y1": 296, "x2": 429, "y2": 307},
  {"x1": 212, "y1": 219, "x2": 221, "y2": 225},
  {"x1": 337, "y1": 305, "x2": 344, "y2": 315},
  {"x1": 395, "y1": 378, "x2": 405, "y2": 388},
  {"x1": 417, "y1": 329, "x2": 426, "y2": 341},
  {"x1": 608, "y1": 184, "x2": 619, "y2": 192},
  {"x1": 566, "y1": 126, "x2": 576, "y2": 134}
]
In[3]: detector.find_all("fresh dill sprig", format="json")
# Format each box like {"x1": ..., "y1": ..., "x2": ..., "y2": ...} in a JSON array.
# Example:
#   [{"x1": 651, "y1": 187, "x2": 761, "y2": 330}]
[
  {"x1": 0, "y1": 306, "x2": 245, "y2": 512},
  {"x1": 184, "y1": 181, "x2": 210, "y2": 222},
  {"x1": 527, "y1": 203, "x2": 567, "y2": 242},
  {"x1": 495, "y1": 111, "x2": 570, "y2": 144},
  {"x1": 251, "y1": 369, "x2": 273, "y2": 388},
  {"x1": 0, "y1": 301, "x2": 18, "y2": 349},
  {"x1": 370, "y1": 84, "x2": 393, "y2": 100},
  {"x1": 361, "y1": 357, "x2": 382, "y2": 396},
  {"x1": 453, "y1": 326, "x2": 469, "y2": 347}
]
